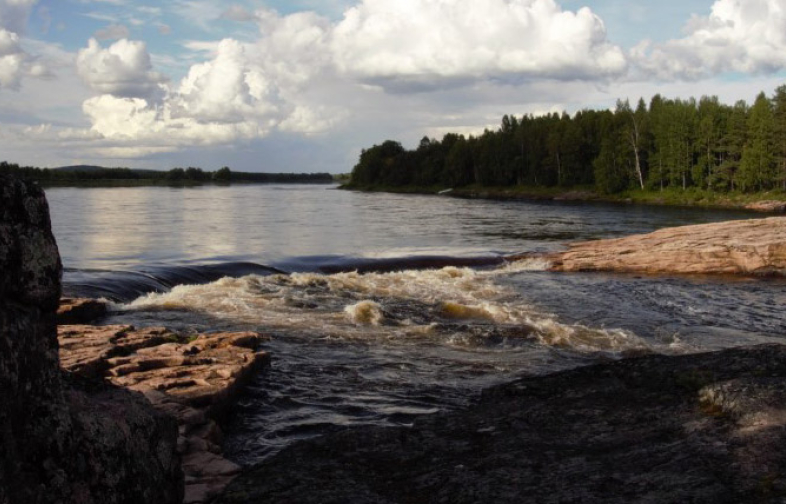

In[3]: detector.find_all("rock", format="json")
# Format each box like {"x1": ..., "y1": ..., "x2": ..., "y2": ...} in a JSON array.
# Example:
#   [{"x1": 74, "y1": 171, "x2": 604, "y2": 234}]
[
  {"x1": 59, "y1": 325, "x2": 271, "y2": 503},
  {"x1": 547, "y1": 216, "x2": 786, "y2": 276},
  {"x1": 0, "y1": 174, "x2": 182, "y2": 504},
  {"x1": 217, "y1": 344, "x2": 786, "y2": 504},
  {"x1": 745, "y1": 200, "x2": 786, "y2": 213},
  {"x1": 58, "y1": 297, "x2": 108, "y2": 324}
]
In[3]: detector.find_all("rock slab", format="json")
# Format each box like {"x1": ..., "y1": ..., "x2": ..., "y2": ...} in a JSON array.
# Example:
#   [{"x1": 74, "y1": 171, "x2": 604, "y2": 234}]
[
  {"x1": 0, "y1": 175, "x2": 182, "y2": 504},
  {"x1": 59, "y1": 324, "x2": 271, "y2": 504},
  {"x1": 548, "y1": 216, "x2": 786, "y2": 276},
  {"x1": 218, "y1": 344, "x2": 786, "y2": 504}
]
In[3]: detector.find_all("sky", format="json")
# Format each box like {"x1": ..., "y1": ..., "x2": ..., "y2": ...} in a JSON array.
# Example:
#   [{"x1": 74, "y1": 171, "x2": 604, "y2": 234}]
[{"x1": 1, "y1": 0, "x2": 785, "y2": 173}]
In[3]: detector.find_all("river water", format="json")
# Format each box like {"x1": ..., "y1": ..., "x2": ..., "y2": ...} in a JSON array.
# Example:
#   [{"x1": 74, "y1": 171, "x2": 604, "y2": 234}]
[{"x1": 46, "y1": 184, "x2": 786, "y2": 465}]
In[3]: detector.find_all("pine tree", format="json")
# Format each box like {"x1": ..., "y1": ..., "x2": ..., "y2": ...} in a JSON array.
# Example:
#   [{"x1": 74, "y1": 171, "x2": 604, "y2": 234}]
[{"x1": 740, "y1": 92, "x2": 775, "y2": 191}]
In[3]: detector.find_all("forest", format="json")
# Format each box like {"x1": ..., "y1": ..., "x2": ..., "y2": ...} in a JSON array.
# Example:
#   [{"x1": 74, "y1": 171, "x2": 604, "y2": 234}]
[
  {"x1": 348, "y1": 85, "x2": 786, "y2": 195},
  {"x1": 0, "y1": 163, "x2": 334, "y2": 185}
]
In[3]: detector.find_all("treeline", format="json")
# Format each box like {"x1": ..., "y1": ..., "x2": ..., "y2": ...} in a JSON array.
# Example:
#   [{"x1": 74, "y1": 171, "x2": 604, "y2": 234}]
[
  {"x1": 0, "y1": 162, "x2": 334, "y2": 185},
  {"x1": 349, "y1": 86, "x2": 786, "y2": 194}
]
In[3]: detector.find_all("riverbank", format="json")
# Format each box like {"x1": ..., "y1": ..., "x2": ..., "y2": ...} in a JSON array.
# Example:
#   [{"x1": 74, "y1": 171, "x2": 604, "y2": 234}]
[{"x1": 342, "y1": 183, "x2": 786, "y2": 213}]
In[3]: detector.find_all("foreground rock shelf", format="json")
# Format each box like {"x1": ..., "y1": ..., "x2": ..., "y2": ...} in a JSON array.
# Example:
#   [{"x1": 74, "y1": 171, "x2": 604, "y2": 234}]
[
  {"x1": 218, "y1": 344, "x2": 786, "y2": 503},
  {"x1": 541, "y1": 216, "x2": 786, "y2": 276},
  {"x1": 58, "y1": 322, "x2": 270, "y2": 504}
]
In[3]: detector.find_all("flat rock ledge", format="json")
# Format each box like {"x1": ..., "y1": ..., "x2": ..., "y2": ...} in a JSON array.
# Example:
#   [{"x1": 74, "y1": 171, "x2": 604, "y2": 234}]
[
  {"x1": 540, "y1": 216, "x2": 786, "y2": 276},
  {"x1": 59, "y1": 324, "x2": 271, "y2": 504},
  {"x1": 218, "y1": 344, "x2": 786, "y2": 504}
]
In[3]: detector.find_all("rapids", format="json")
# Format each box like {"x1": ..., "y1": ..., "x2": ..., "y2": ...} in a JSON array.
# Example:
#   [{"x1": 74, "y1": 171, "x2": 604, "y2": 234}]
[{"x1": 44, "y1": 184, "x2": 786, "y2": 464}]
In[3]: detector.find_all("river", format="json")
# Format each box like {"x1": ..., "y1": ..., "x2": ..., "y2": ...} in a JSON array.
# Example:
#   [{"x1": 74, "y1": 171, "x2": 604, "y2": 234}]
[{"x1": 46, "y1": 184, "x2": 786, "y2": 465}]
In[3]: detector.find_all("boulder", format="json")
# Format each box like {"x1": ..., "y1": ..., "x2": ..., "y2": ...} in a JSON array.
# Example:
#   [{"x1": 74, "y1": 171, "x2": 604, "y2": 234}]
[
  {"x1": 548, "y1": 216, "x2": 786, "y2": 276},
  {"x1": 0, "y1": 175, "x2": 182, "y2": 504}
]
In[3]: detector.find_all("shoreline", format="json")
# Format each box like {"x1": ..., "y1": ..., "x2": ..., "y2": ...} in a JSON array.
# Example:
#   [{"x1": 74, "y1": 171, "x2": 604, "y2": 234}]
[{"x1": 341, "y1": 183, "x2": 786, "y2": 213}]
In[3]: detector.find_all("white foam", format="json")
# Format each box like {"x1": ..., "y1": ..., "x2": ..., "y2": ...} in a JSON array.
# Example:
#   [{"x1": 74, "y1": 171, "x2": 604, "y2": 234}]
[{"x1": 116, "y1": 264, "x2": 650, "y2": 354}]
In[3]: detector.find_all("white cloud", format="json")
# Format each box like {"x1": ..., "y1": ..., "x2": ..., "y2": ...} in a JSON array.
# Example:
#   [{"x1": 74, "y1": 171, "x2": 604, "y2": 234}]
[
  {"x1": 634, "y1": 0, "x2": 786, "y2": 79},
  {"x1": 81, "y1": 94, "x2": 271, "y2": 156},
  {"x1": 0, "y1": 29, "x2": 26, "y2": 89},
  {"x1": 173, "y1": 38, "x2": 280, "y2": 123},
  {"x1": 76, "y1": 38, "x2": 165, "y2": 98},
  {"x1": 61, "y1": 1, "x2": 633, "y2": 159},
  {"x1": 94, "y1": 23, "x2": 130, "y2": 40},
  {"x1": 0, "y1": 27, "x2": 48, "y2": 89},
  {"x1": 331, "y1": 0, "x2": 627, "y2": 91}
]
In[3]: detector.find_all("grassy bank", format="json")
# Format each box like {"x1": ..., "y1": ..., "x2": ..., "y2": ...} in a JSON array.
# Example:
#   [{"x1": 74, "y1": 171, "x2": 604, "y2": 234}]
[{"x1": 341, "y1": 183, "x2": 786, "y2": 212}]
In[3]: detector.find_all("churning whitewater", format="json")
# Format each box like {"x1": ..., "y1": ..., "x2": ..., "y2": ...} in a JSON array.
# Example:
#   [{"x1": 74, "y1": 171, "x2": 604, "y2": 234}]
[{"x1": 117, "y1": 260, "x2": 654, "y2": 356}]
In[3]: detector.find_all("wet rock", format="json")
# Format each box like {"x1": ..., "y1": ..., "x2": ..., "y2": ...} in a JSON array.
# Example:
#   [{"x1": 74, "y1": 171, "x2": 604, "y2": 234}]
[
  {"x1": 547, "y1": 216, "x2": 786, "y2": 276},
  {"x1": 217, "y1": 344, "x2": 786, "y2": 504},
  {"x1": 58, "y1": 297, "x2": 108, "y2": 324},
  {"x1": 0, "y1": 174, "x2": 182, "y2": 504},
  {"x1": 59, "y1": 324, "x2": 271, "y2": 503}
]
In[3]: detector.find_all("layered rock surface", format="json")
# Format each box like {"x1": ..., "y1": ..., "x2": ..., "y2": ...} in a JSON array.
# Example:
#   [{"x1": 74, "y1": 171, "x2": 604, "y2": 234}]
[
  {"x1": 0, "y1": 175, "x2": 182, "y2": 504},
  {"x1": 218, "y1": 344, "x2": 786, "y2": 504},
  {"x1": 547, "y1": 216, "x2": 786, "y2": 276},
  {"x1": 58, "y1": 323, "x2": 271, "y2": 504}
]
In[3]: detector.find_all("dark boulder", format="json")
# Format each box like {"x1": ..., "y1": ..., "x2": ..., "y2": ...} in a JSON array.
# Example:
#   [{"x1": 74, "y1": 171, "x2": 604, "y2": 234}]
[
  {"x1": 218, "y1": 344, "x2": 786, "y2": 504},
  {"x1": 0, "y1": 175, "x2": 182, "y2": 504}
]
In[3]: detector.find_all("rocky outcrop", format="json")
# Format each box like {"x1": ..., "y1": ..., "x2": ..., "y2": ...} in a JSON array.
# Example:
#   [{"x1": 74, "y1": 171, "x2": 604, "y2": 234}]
[
  {"x1": 58, "y1": 324, "x2": 271, "y2": 504},
  {"x1": 745, "y1": 200, "x2": 786, "y2": 213},
  {"x1": 0, "y1": 175, "x2": 182, "y2": 504},
  {"x1": 546, "y1": 216, "x2": 786, "y2": 276},
  {"x1": 218, "y1": 344, "x2": 786, "y2": 504}
]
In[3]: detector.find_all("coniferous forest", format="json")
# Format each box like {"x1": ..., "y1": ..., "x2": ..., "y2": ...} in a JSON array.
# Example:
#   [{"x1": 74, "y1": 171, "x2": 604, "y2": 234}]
[{"x1": 348, "y1": 86, "x2": 786, "y2": 195}]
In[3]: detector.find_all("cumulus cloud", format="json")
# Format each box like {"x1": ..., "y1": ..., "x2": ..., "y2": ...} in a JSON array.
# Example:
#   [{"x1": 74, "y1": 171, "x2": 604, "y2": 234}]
[
  {"x1": 173, "y1": 38, "x2": 279, "y2": 123},
  {"x1": 634, "y1": 0, "x2": 786, "y2": 79},
  {"x1": 0, "y1": 27, "x2": 48, "y2": 89},
  {"x1": 68, "y1": 0, "x2": 634, "y2": 159},
  {"x1": 81, "y1": 94, "x2": 271, "y2": 156},
  {"x1": 331, "y1": 0, "x2": 627, "y2": 91},
  {"x1": 0, "y1": 0, "x2": 51, "y2": 89},
  {"x1": 0, "y1": 29, "x2": 25, "y2": 89},
  {"x1": 76, "y1": 38, "x2": 165, "y2": 98},
  {"x1": 94, "y1": 23, "x2": 130, "y2": 40}
]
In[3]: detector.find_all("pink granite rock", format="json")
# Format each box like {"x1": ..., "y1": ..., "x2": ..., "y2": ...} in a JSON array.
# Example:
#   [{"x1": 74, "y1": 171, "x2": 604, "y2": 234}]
[
  {"x1": 59, "y1": 324, "x2": 271, "y2": 504},
  {"x1": 548, "y1": 216, "x2": 786, "y2": 276}
]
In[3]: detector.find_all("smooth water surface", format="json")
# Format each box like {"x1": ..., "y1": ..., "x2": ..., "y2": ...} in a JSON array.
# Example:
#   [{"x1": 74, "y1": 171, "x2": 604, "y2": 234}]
[{"x1": 45, "y1": 184, "x2": 786, "y2": 465}]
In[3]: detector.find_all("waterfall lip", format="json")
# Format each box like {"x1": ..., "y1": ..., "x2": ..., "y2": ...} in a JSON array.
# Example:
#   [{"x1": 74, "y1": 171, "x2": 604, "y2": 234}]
[{"x1": 62, "y1": 254, "x2": 516, "y2": 302}]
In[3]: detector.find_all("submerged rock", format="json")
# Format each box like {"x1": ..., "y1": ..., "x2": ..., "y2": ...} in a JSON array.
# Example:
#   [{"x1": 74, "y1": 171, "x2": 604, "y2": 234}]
[
  {"x1": 0, "y1": 175, "x2": 182, "y2": 504},
  {"x1": 58, "y1": 297, "x2": 108, "y2": 324},
  {"x1": 218, "y1": 344, "x2": 786, "y2": 503},
  {"x1": 547, "y1": 216, "x2": 786, "y2": 276}
]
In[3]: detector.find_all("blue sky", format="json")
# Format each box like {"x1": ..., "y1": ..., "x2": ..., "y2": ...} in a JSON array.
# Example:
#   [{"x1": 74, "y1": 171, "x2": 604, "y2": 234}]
[{"x1": 1, "y1": 0, "x2": 785, "y2": 172}]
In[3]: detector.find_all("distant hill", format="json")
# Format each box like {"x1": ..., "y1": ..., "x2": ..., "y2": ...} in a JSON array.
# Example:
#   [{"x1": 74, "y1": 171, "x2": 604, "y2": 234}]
[
  {"x1": 54, "y1": 165, "x2": 113, "y2": 172},
  {"x1": 54, "y1": 165, "x2": 164, "y2": 175}
]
